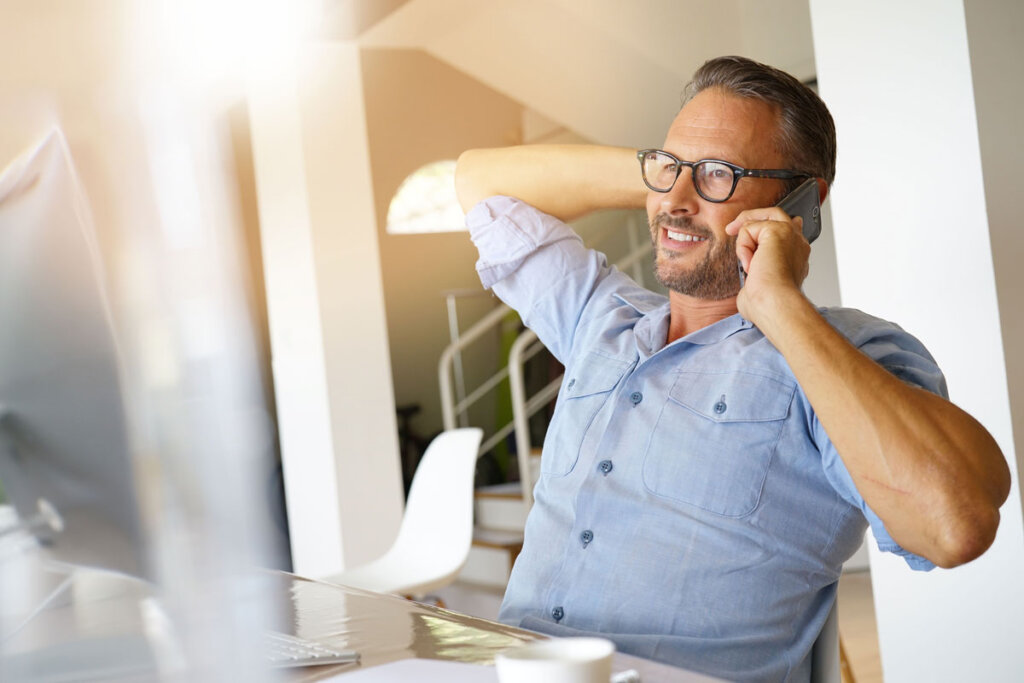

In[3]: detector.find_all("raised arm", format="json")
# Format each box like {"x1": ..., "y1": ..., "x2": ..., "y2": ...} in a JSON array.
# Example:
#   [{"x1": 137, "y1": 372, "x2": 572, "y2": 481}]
[
  {"x1": 727, "y1": 207, "x2": 1011, "y2": 568},
  {"x1": 454, "y1": 145, "x2": 646, "y2": 221}
]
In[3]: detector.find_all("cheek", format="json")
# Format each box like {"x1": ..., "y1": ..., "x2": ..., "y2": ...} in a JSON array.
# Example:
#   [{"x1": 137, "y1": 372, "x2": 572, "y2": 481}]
[
  {"x1": 731, "y1": 182, "x2": 784, "y2": 215},
  {"x1": 706, "y1": 208, "x2": 738, "y2": 239},
  {"x1": 725, "y1": 206, "x2": 746, "y2": 225}
]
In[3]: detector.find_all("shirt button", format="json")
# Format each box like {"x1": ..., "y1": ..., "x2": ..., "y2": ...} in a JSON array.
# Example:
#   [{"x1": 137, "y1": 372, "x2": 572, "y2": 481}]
[
  {"x1": 598, "y1": 460, "x2": 613, "y2": 475},
  {"x1": 580, "y1": 530, "x2": 593, "y2": 548},
  {"x1": 551, "y1": 606, "x2": 564, "y2": 622},
  {"x1": 630, "y1": 391, "x2": 643, "y2": 405},
  {"x1": 714, "y1": 394, "x2": 727, "y2": 414},
  {"x1": 567, "y1": 378, "x2": 576, "y2": 391}
]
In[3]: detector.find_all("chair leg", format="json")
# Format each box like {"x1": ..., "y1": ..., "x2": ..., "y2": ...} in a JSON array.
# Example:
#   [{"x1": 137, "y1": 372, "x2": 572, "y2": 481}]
[{"x1": 839, "y1": 634, "x2": 856, "y2": 683}]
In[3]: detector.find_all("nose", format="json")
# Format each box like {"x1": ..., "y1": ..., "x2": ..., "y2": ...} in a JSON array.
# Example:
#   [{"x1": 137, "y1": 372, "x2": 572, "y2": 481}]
[{"x1": 657, "y1": 166, "x2": 700, "y2": 217}]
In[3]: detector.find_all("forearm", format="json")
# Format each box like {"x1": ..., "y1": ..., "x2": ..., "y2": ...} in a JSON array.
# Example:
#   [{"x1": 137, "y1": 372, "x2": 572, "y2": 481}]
[
  {"x1": 756, "y1": 290, "x2": 1010, "y2": 567},
  {"x1": 454, "y1": 145, "x2": 647, "y2": 221}
]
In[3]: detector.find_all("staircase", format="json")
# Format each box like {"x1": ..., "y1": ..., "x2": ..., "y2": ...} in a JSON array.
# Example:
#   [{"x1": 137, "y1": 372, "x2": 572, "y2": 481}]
[
  {"x1": 459, "y1": 484, "x2": 526, "y2": 589},
  {"x1": 458, "y1": 453, "x2": 538, "y2": 589}
]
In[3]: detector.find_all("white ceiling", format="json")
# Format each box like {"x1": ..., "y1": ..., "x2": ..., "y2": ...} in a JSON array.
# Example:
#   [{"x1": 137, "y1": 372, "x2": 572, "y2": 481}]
[{"x1": 354, "y1": 0, "x2": 816, "y2": 148}]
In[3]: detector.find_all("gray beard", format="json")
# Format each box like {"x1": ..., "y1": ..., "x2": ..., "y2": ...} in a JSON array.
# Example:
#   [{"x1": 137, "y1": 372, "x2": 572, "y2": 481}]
[{"x1": 649, "y1": 214, "x2": 740, "y2": 300}]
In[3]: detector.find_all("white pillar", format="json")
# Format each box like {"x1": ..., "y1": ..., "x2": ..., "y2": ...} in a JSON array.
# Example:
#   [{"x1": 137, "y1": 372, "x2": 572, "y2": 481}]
[
  {"x1": 248, "y1": 43, "x2": 403, "y2": 577},
  {"x1": 963, "y1": 0, "x2": 1024, "y2": 522},
  {"x1": 810, "y1": 1, "x2": 1024, "y2": 680}
]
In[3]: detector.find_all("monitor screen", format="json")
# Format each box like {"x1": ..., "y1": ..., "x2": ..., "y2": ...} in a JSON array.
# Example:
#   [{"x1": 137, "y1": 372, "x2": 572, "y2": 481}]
[{"x1": 0, "y1": 129, "x2": 146, "y2": 577}]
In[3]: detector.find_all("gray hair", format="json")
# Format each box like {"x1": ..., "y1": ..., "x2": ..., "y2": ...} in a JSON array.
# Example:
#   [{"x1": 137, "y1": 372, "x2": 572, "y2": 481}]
[{"x1": 683, "y1": 56, "x2": 836, "y2": 188}]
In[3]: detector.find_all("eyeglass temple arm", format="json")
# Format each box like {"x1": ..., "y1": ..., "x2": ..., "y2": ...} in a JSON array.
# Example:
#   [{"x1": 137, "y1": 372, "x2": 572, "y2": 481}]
[{"x1": 743, "y1": 169, "x2": 811, "y2": 179}]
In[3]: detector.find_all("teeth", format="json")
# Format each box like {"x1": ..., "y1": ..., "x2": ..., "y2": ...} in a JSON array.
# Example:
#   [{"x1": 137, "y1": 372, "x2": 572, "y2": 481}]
[{"x1": 666, "y1": 229, "x2": 707, "y2": 242}]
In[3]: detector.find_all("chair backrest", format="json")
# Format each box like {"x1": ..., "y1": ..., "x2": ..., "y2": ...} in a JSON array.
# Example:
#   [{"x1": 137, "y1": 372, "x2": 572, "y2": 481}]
[
  {"x1": 389, "y1": 428, "x2": 482, "y2": 571},
  {"x1": 810, "y1": 598, "x2": 841, "y2": 683}
]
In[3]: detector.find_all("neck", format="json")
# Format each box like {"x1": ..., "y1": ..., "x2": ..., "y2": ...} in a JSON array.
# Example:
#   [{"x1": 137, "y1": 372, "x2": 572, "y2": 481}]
[{"x1": 666, "y1": 291, "x2": 739, "y2": 342}]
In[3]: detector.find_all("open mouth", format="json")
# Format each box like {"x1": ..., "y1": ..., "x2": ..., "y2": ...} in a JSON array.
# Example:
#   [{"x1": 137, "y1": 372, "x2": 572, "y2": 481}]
[
  {"x1": 661, "y1": 226, "x2": 710, "y2": 248},
  {"x1": 665, "y1": 229, "x2": 707, "y2": 243}
]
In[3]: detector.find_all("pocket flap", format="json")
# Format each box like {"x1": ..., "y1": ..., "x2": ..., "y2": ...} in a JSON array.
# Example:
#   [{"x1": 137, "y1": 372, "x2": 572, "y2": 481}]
[
  {"x1": 563, "y1": 353, "x2": 631, "y2": 398},
  {"x1": 668, "y1": 370, "x2": 795, "y2": 422}
]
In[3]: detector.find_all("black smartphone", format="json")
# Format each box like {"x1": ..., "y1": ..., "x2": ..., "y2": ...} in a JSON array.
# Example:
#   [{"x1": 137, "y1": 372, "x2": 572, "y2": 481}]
[
  {"x1": 737, "y1": 178, "x2": 821, "y2": 287},
  {"x1": 776, "y1": 177, "x2": 821, "y2": 244}
]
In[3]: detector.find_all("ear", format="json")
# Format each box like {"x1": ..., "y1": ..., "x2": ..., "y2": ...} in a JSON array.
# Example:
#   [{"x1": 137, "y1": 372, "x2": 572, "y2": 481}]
[{"x1": 816, "y1": 177, "x2": 829, "y2": 204}]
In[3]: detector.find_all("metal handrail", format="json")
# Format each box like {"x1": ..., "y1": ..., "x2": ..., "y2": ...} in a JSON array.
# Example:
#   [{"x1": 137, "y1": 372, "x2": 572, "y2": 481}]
[
  {"x1": 508, "y1": 327, "x2": 563, "y2": 506},
  {"x1": 439, "y1": 302, "x2": 513, "y2": 431},
  {"x1": 444, "y1": 289, "x2": 494, "y2": 427},
  {"x1": 453, "y1": 336, "x2": 546, "y2": 418}
]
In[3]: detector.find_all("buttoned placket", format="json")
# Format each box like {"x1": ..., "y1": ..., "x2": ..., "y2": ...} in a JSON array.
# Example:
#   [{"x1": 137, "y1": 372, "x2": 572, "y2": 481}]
[{"x1": 551, "y1": 355, "x2": 655, "y2": 632}]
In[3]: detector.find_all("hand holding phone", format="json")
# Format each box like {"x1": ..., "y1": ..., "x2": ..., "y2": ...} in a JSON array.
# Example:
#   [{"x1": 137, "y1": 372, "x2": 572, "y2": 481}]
[{"x1": 737, "y1": 178, "x2": 821, "y2": 287}]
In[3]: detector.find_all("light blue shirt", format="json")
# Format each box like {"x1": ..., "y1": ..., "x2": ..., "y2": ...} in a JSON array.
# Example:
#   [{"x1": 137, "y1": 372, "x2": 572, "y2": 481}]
[{"x1": 468, "y1": 197, "x2": 945, "y2": 682}]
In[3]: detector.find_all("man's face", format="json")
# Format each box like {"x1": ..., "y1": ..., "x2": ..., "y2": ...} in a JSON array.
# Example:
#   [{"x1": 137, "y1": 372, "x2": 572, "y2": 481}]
[{"x1": 647, "y1": 88, "x2": 789, "y2": 300}]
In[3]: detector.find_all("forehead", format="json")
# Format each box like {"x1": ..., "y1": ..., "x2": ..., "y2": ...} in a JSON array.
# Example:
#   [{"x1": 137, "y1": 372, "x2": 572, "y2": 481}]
[{"x1": 663, "y1": 88, "x2": 783, "y2": 168}]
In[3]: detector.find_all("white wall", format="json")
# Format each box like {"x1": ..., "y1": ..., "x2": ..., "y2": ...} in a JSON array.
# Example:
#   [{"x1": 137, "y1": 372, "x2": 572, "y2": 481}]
[
  {"x1": 362, "y1": 48, "x2": 526, "y2": 442},
  {"x1": 810, "y1": 1, "x2": 1024, "y2": 680}
]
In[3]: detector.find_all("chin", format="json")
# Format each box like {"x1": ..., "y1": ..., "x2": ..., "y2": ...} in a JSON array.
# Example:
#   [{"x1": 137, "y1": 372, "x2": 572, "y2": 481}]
[{"x1": 655, "y1": 265, "x2": 740, "y2": 300}]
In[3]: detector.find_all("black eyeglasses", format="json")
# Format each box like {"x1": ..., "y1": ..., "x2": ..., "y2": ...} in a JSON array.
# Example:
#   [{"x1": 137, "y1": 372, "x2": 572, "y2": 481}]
[{"x1": 637, "y1": 149, "x2": 811, "y2": 203}]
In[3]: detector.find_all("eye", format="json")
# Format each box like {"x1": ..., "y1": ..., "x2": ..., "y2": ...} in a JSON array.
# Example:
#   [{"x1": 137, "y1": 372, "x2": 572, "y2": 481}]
[
  {"x1": 697, "y1": 162, "x2": 726, "y2": 178},
  {"x1": 706, "y1": 165, "x2": 731, "y2": 179}
]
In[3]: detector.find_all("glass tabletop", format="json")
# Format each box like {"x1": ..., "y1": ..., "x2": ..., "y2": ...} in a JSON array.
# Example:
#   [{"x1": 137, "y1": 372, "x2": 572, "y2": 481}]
[{"x1": 0, "y1": 564, "x2": 718, "y2": 682}]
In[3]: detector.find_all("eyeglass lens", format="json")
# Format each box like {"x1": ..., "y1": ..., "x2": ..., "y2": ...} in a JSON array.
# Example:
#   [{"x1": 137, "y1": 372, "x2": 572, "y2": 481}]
[{"x1": 641, "y1": 151, "x2": 735, "y2": 200}]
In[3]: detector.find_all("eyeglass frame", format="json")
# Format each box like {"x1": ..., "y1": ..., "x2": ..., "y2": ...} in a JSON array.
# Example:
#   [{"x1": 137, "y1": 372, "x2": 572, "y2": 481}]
[{"x1": 637, "y1": 149, "x2": 812, "y2": 203}]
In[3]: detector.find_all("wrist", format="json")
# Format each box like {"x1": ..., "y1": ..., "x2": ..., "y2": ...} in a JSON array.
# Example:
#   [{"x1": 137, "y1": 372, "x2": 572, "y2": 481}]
[{"x1": 743, "y1": 285, "x2": 817, "y2": 345}]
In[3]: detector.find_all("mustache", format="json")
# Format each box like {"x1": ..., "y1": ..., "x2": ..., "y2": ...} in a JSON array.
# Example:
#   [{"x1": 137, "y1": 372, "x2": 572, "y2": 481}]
[{"x1": 649, "y1": 213, "x2": 714, "y2": 240}]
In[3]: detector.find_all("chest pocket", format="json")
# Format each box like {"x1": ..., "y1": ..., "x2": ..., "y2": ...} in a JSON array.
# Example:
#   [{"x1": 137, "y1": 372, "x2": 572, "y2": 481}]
[
  {"x1": 642, "y1": 370, "x2": 795, "y2": 517},
  {"x1": 541, "y1": 352, "x2": 631, "y2": 477}
]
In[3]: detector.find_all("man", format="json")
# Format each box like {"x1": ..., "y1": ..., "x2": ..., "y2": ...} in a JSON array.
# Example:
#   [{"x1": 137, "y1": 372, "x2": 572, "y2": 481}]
[{"x1": 455, "y1": 56, "x2": 1009, "y2": 681}]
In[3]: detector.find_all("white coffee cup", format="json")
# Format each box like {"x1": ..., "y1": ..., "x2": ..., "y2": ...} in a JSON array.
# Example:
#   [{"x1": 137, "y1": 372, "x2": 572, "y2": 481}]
[{"x1": 495, "y1": 637, "x2": 616, "y2": 683}]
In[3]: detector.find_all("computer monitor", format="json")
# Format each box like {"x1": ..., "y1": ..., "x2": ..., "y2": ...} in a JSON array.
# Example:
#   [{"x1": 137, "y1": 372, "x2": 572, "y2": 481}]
[{"x1": 0, "y1": 128, "x2": 146, "y2": 577}]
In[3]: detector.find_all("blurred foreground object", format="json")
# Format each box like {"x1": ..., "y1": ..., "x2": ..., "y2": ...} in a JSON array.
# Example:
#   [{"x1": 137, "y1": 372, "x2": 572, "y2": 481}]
[{"x1": 0, "y1": 119, "x2": 280, "y2": 683}]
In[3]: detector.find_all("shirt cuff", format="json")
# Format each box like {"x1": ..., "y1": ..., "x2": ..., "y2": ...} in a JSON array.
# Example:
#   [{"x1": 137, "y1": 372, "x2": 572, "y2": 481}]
[
  {"x1": 866, "y1": 505, "x2": 936, "y2": 571},
  {"x1": 466, "y1": 196, "x2": 577, "y2": 290}
]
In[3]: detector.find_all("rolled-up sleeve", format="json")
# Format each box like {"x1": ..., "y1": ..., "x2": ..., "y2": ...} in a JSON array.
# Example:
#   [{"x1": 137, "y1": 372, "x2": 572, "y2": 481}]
[{"x1": 466, "y1": 196, "x2": 616, "y2": 362}]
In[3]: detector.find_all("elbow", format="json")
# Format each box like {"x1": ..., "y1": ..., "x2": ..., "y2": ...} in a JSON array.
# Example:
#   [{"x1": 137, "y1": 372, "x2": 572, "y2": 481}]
[
  {"x1": 929, "y1": 501, "x2": 1002, "y2": 569},
  {"x1": 930, "y1": 433, "x2": 1012, "y2": 568}
]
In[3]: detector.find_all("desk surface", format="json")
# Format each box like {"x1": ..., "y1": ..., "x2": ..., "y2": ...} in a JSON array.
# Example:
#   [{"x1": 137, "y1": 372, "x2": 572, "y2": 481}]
[
  {"x1": 277, "y1": 573, "x2": 720, "y2": 683},
  {"x1": 1, "y1": 564, "x2": 720, "y2": 682}
]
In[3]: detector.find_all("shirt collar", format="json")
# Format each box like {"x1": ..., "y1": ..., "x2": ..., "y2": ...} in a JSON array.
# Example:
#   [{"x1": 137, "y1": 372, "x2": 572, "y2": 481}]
[
  {"x1": 612, "y1": 291, "x2": 755, "y2": 354},
  {"x1": 612, "y1": 291, "x2": 670, "y2": 358},
  {"x1": 678, "y1": 312, "x2": 754, "y2": 346}
]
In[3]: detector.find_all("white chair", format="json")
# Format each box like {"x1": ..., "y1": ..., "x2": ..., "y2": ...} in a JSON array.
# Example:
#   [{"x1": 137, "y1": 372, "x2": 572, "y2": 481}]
[
  {"x1": 322, "y1": 428, "x2": 483, "y2": 600},
  {"x1": 811, "y1": 599, "x2": 854, "y2": 683}
]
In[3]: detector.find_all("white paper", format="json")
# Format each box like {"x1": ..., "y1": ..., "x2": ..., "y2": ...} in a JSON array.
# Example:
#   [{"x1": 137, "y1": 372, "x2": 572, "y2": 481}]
[{"x1": 324, "y1": 658, "x2": 499, "y2": 682}]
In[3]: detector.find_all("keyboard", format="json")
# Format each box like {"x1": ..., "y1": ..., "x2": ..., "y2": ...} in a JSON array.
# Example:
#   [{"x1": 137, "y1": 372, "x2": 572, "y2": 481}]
[{"x1": 265, "y1": 631, "x2": 360, "y2": 668}]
